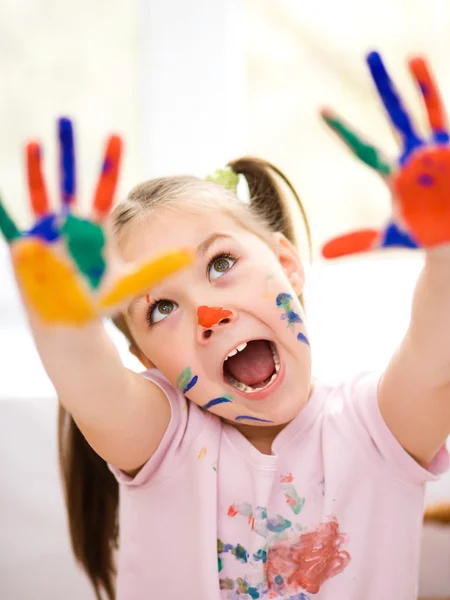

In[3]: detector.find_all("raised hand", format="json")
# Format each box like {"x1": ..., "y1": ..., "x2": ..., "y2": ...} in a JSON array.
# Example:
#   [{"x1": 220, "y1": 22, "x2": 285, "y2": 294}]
[
  {"x1": 0, "y1": 117, "x2": 192, "y2": 325},
  {"x1": 321, "y1": 51, "x2": 450, "y2": 258}
]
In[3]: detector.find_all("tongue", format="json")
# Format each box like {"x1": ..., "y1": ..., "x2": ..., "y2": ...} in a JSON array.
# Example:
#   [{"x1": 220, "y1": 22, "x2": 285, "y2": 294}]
[{"x1": 224, "y1": 340, "x2": 275, "y2": 386}]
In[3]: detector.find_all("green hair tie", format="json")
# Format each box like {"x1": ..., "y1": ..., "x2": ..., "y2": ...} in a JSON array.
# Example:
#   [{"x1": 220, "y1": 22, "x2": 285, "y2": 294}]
[{"x1": 205, "y1": 166, "x2": 239, "y2": 194}]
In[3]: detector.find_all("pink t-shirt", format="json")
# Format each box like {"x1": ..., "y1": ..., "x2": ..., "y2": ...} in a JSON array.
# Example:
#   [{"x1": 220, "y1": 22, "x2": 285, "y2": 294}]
[{"x1": 109, "y1": 369, "x2": 448, "y2": 600}]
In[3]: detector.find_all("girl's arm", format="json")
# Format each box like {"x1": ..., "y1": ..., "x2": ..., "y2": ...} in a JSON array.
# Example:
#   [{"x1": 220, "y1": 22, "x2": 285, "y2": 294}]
[
  {"x1": 34, "y1": 319, "x2": 171, "y2": 473},
  {"x1": 379, "y1": 248, "x2": 450, "y2": 466},
  {"x1": 322, "y1": 52, "x2": 450, "y2": 466},
  {"x1": 3, "y1": 118, "x2": 191, "y2": 473}
]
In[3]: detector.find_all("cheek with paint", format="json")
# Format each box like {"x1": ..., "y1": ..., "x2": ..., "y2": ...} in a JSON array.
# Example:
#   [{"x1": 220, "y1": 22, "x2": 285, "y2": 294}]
[{"x1": 276, "y1": 292, "x2": 310, "y2": 347}]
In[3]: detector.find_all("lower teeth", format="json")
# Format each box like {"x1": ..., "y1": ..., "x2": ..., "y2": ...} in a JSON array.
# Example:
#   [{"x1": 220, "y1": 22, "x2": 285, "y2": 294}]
[{"x1": 226, "y1": 343, "x2": 280, "y2": 394}]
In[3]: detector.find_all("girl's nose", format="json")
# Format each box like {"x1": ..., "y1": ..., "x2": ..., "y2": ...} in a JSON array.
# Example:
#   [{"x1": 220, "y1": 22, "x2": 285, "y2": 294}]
[{"x1": 197, "y1": 305, "x2": 236, "y2": 341}]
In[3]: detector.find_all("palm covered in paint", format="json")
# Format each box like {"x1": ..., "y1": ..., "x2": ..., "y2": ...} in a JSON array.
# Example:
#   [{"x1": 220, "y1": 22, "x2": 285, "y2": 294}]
[
  {"x1": 321, "y1": 51, "x2": 450, "y2": 258},
  {"x1": 0, "y1": 117, "x2": 191, "y2": 325}
]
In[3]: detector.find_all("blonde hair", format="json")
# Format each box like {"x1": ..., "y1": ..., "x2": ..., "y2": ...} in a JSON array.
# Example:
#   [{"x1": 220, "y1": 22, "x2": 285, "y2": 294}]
[{"x1": 58, "y1": 156, "x2": 311, "y2": 600}]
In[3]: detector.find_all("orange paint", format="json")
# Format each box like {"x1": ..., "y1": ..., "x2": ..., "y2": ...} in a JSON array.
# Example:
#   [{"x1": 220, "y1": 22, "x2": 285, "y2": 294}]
[
  {"x1": 145, "y1": 294, "x2": 151, "y2": 304},
  {"x1": 26, "y1": 142, "x2": 50, "y2": 217},
  {"x1": 265, "y1": 517, "x2": 350, "y2": 594},
  {"x1": 227, "y1": 504, "x2": 238, "y2": 517},
  {"x1": 322, "y1": 229, "x2": 379, "y2": 259},
  {"x1": 197, "y1": 446, "x2": 207, "y2": 460},
  {"x1": 409, "y1": 57, "x2": 446, "y2": 133},
  {"x1": 197, "y1": 305, "x2": 232, "y2": 328},
  {"x1": 13, "y1": 238, "x2": 96, "y2": 325},
  {"x1": 280, "y1": 473, "x2": 294, "y2": 483},
  {"x1": 394, "y1": 145, "x2": 450, "y2": 247}
]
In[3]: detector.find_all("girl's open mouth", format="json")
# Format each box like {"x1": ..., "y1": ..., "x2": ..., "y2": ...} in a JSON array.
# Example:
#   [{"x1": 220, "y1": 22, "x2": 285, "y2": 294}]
[{"x1": 223, "y1": 339, "x2": 280, "y2": 394}]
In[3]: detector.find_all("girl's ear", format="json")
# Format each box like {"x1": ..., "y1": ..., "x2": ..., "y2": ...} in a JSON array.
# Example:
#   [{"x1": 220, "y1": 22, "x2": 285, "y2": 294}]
[
  {"x1": 273, "y1": 233, "x2": 305, "y2": 295},
  {"x1": 129, "y1": 344, "x2": 155, "y2": 370}
]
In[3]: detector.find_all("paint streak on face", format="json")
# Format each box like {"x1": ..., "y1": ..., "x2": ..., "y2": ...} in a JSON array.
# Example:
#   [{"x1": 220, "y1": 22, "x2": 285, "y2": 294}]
[
  {"x1": 202, "y1": 395, "x2": 233, "y2": 411},
  {"x1": 197, "y1": 305, "x2": 232, "y2": 328},
  {"x1": 276, "y1": 293, "x2": 303, "y2": 328},
  {"x1": 145, "y1": 294, "x2": 150, "y2": 304},
  {"x1": 176, "y1": 366, "x2": 198, "y2": 394},
  {"x1": 266, "y1": 517, "x2": 351, "y2": 594}
]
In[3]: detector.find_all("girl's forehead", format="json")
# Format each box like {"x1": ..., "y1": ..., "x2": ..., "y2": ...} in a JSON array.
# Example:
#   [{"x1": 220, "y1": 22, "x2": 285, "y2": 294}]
[{"x1": 119, "y1": 208, "x2": 246, "y2": 262}]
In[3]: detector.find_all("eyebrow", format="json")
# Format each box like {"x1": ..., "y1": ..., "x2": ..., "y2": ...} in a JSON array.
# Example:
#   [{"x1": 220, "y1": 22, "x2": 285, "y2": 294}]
[{"x1": 126, "y1": 233, "x2": 233, "y2": 318}]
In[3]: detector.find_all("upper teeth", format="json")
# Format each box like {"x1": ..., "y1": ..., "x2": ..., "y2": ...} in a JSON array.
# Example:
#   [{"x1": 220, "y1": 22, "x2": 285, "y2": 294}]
[{"x1": 225, "y1": 342, "x2": 247, "y2": 359}]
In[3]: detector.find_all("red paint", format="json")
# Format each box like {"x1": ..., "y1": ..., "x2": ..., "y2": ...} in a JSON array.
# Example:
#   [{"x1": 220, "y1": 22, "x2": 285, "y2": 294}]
[
  {"x1": 280, "y1": 473, "x2": 294, "y2": 483},
  {"x1": 227, "y1": 504, "x2": 238, "y2": 517},
  {"x1": 409, "y1": 57, "x2": 446, "y2": 133},
  {"x1": 322, "y1": 229, "x2": 379, "y2": 259},
  {"x1": 145, "y1": 294, "x2": 151, "y2": 304},
  {"x1": 26, "y1": 142, "x2": 50, "y2": 217},
  {"x1": 266, "y1": 517, "x2": 350, "y2": 594},
  {"x1": 197, "y1": 305, "x2": 232, "y2": 328},
  {"x1": 394, "y1": 145, "x2": 450, "y2": 247},
  {"x1": 93, "y1": 135, "x2": 122, "y2": 221}
]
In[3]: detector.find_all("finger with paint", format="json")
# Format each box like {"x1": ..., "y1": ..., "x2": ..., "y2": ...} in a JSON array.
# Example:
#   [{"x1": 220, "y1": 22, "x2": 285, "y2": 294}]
[
  {"x1": 320, "y1": 108, "x2": 392, "y2": 177},
  {"x1": 59, "y1": 117, "x2": 76, "y2": 209},
  {"x1": 92, "y1": 135, "x2": 122, "y2": 222},
  {"x1": 408, "y1": 57, "x2": 449, "y2": 144},
  {"x1": 366, "y1": 51, "x2": 424, "y2": 162}
]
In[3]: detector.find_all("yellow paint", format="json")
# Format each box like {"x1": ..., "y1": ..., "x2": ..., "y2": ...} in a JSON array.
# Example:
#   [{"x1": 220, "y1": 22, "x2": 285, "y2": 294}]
[
  {"x1": 13, "y1": 239, "x2": 96, "y2": 325},
  {"x1": 197, "y1": 446, "x2": 207, "y2": 460},
  {"x1": 99, "y1": 249, "x2": 193, "y2": 309}
]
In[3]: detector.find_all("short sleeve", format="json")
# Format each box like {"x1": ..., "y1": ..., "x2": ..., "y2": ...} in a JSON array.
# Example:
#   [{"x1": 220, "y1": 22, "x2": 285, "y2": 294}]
[
  {"x1": 108, "y1": 368, "x2": 208, "y2": 487},
  {"x1": 336, "y1": 371, "x2": 449, "y2": 485}
]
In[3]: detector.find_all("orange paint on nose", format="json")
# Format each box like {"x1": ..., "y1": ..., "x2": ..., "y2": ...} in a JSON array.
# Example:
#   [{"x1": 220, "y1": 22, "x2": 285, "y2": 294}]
[{"x1": 197, "y1": 305, "x2": 232, "y2": 328}]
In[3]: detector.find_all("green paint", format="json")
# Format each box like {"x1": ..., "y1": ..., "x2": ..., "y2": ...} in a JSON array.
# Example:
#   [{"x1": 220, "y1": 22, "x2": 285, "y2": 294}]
[
  {"x1": 176, "y1": 367, "x2": 191, "y2": 391},
  {"x1": 248, "y1": 587, "x2": 260, "y2": 599},
  {"x1": 218, "y1": 556, "x2": 223, "y2": 572},
  {"x1": 233, "y1": 544, "x2": 248, "y2": 563},
  {"x1": 61, "y1": 215, "x2": 106, "y2": 289},
  {"x1": 205, "y1": 166, "x2": 239, "y2": 193},
  {"x1": 322, "y1": 111, "x2": 392, "y2": 176},
  {"x1": 284, "y1": 484, "x2": 305, "y2": 515},
  {"x1": 0, "y1": 198, "x2": 20, "y2": 242}
]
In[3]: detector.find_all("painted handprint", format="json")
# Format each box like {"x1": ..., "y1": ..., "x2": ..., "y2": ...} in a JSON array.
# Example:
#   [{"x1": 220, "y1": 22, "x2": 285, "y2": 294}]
[
  {"x1": 0, "y1": 117, "x2": 192, "y2": 325},
  {"x1": 321, "y1": 51, "x2": 450, "y2": 258}
]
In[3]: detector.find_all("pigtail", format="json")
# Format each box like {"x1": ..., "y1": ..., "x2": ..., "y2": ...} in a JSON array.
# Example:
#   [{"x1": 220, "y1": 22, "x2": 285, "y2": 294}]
[
  {"x1": 58, "y1": 405, "x2": 118, "y2": 600},
  {"x1": 229, "y1": 156, "x2": 312, "y2": 256}
]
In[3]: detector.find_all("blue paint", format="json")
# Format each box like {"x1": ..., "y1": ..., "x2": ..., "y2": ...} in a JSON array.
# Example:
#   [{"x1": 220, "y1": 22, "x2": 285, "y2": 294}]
[
  {"x1": 276, "y1": 292, "x2": 303, "y2": 327},
  {"x1": 366, "y1": 52, "x2": 423, "y2": 160},
  {"x1": 434, "y1": 130, "x2": 450, "y2": 144},
  {"x1": 58, "y1": 117, "x2": 76, "y2": 206},
  {"x1": 418, "y1": 173, "x2": 434, "y2": 186},
  {"x1": 27, "y1": 214, "x2": 60, "y2": 242},
  {"x1": 102, "y1": 158, "x2": 112, "y2": 174},
  {"x1": 202, "y1": 396, "x2": 232, "y2": 410},
  {"x1": 253, "y1": 549, "x2": 267, "y2": 563},
  {"x1": 276, "y1": 292, "x2": 292, "y2": 307},
  {"x1": 297, "y1": 332, "x2": 310, "y2": 346},
  {"x1": 274, "y1": 575, "x2": 284, "y2": 585},
  {"x1": 289, "y1": 594, "x2": 310, "y2": 600},
  {"x1": 380, "y1": 222, "x2": 418, "y2": 249},
  {"x1": 235, "y1": 415, "x2": 273, "y2": 423},
  {"x1": 282, "y1": 311, "x2": 302, "y2": 325},
  {"x1": 183, "y1": 375, "x2": 198, "y2": 394}
]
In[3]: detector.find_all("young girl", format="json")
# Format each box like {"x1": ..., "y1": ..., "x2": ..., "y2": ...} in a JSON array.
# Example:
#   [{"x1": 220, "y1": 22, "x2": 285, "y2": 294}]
[{"x1": 3, "y1": 51, "x2": 450, "y2": 600}]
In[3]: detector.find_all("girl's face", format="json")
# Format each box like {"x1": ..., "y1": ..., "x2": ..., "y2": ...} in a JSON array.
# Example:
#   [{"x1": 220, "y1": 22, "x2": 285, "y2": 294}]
[{"x1": 122, "y1": 208, "x2": 312, "y2": 427}]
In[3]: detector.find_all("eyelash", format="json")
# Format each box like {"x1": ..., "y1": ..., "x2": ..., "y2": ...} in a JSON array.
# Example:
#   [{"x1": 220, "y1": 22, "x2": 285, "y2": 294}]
[{"x1": 145, "y1": 251, "x2": 237, "y2": 327}]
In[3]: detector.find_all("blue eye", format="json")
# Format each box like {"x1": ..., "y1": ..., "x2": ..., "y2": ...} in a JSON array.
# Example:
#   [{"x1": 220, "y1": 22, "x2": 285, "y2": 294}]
[
  {"x1": 148, "y1": 300, "x2": 178, "y2": 325},
  {"x1": 208, "y1": 254, "x2": 236, "y2": 281}
]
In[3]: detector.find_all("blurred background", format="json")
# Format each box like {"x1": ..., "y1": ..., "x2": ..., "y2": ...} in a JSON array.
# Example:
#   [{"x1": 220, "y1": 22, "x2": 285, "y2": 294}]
[{"x1": 0, "y1": 0, "x2": 449, "y2": 598}]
